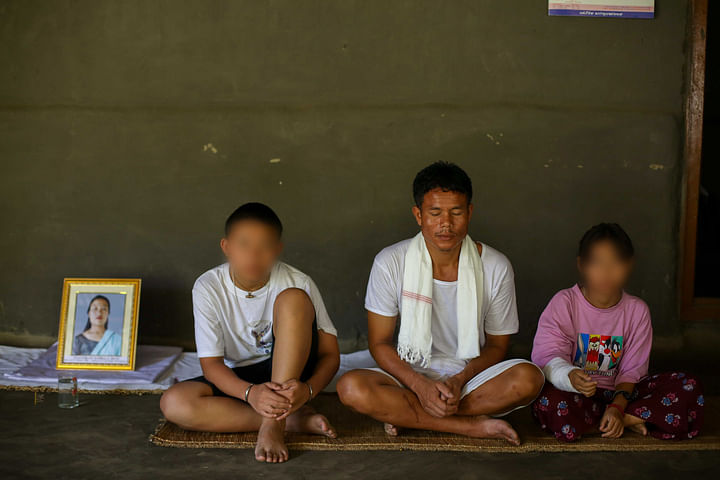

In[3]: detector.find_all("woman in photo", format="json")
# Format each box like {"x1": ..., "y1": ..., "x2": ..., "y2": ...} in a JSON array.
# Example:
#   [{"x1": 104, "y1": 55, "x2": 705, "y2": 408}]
[{"x1": 72, "y1": 295, "x2": 122, "y2": 356}]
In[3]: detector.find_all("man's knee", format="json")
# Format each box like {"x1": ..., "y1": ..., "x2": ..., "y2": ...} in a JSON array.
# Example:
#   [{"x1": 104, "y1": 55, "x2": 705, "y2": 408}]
[
  {"x1": 273, "y1": 288, "x2": 315, "y2": 324},
  {"x1": 508, "y1": 363, "x2": 545, "y2": 403},
  {"x1": 337, "y1": 371, "x2": 374, "y2": 411}
]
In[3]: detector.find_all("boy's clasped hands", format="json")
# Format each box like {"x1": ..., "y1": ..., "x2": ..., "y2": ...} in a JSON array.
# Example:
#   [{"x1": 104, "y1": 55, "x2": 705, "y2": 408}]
[{"x1": 246, "y1": 379, "x2": 312, "y2": 421}]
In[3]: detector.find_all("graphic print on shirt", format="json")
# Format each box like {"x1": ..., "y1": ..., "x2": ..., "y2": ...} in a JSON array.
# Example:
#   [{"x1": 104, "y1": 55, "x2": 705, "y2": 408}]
[
  {"x1": 573, "y1": 333, "x2": 623, "y2": 376},
  {"x1": 251, "y1": 323, "x2": 272, "y2": 355}
]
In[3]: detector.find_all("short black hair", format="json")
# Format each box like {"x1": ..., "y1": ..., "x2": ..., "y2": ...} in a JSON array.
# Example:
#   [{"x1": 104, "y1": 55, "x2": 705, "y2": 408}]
[
  {"x1": 412, "y1": 161, "x2": 473, "y2": 207},
  {"x1": 578, "y1": 223, "x2": 634, "y2": 262},
  {"x1": 224, "y1": 202, "x2": 283, "y2": 237}
]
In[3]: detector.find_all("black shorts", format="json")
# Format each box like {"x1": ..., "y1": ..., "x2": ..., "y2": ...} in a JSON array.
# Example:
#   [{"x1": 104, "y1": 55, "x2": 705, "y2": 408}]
[{"x1": 185, "y1": 318, "x2": 319, "y2": 398}]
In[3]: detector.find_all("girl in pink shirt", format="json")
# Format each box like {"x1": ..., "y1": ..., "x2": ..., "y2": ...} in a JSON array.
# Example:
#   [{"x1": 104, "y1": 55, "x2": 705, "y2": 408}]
[{"x1": 531, "y1": 223, "x2": 704, "y2": 442}]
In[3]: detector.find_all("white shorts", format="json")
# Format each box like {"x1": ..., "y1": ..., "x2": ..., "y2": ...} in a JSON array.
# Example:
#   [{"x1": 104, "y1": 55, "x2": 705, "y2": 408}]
[{"x1": 362, "y1": 358, "x2": 543, "y2": 417}]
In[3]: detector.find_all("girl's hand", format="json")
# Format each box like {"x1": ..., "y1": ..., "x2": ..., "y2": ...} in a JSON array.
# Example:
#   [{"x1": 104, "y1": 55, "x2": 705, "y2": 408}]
[
  {"x1": 246, "y1": 382, "x2": 291, "y2": 418},
  {"x1": 568, "y1": 369, "x2": 598, "y2": 397},
  {"x1": 599, "y1": 406, "x2": 625, "y2": 438}
]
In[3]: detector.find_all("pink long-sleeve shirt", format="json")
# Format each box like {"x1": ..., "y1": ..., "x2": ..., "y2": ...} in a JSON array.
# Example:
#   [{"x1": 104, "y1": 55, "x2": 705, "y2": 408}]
[{"x1": 531, "y1": 284, "x2": 652, "y2": 390}]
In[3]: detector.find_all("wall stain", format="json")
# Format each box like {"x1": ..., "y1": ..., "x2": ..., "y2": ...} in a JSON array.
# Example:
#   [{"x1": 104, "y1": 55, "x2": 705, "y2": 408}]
[
  {"x1": 202, "y1": 143, "x2": 218, "y2": 154},
  {"x1": 486, "y1": 133, "x2": 503, "y2": 145}
]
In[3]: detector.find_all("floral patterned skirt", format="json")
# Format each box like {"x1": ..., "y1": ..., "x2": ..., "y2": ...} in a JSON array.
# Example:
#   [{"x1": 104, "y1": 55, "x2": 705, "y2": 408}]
[{"x1": 531, "y1": 372, "x2": 704, "y2": 442}]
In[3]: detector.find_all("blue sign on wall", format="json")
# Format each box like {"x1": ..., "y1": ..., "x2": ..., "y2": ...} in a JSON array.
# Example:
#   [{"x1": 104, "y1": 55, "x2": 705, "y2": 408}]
[{"x1": 549, "y1": 1, "x2": 655, "y2": 18}]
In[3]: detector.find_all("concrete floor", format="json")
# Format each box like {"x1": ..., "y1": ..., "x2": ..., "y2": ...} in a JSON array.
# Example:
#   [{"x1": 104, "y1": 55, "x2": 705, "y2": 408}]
[{"x1": 1, "y1": 387, "x2": 719, "y2": 480}]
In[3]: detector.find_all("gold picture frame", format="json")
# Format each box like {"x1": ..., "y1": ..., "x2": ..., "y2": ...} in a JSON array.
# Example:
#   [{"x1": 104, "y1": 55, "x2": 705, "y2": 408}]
[{"x1": 56, "y1": 278, "x2": 141, "y2": 371}]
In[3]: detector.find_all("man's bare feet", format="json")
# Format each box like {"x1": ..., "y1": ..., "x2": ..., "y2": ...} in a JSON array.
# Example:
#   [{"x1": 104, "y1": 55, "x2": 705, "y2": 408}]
[
  {"x1": 384, "y1": 422, "x2": 402, "y2": 436},
  {"x1": 383, "y1": 416, "x2": 518, "y2": 444},
  {"x1": 465, "y1": 416, "x2": 521, "y2": 446},
  {"x1": 255, "y1": 418, "x2": 289, "y2": 463},
  {"x1": 285, "y1": 406, "x2": 337, "y2": 438}
]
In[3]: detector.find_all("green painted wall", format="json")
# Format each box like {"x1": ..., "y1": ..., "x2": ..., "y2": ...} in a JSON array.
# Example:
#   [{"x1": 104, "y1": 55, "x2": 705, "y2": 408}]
[{"x1": 0, "y1": 1, "x2": 690, "y2": 351}]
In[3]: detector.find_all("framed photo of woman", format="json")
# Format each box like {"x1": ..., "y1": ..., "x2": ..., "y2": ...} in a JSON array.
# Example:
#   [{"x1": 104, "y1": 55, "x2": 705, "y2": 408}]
[{"x1": 56, "y1": 278, "x2": 141, "y2": 370}]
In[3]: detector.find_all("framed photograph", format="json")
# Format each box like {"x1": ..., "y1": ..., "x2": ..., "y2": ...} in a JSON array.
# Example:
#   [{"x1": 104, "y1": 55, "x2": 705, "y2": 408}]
[{"x1": 56, "y1": 278, "x2": 141, "y2": 371}]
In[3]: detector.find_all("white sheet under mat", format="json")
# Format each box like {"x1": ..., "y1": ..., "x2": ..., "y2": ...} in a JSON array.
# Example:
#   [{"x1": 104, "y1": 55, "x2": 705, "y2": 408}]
[
  {"x1": 0, "y1": 345, "x2": 378, "y2": 393},
  {"x1": 0, "y1": 344, "x2": 201, "y2": 392}
]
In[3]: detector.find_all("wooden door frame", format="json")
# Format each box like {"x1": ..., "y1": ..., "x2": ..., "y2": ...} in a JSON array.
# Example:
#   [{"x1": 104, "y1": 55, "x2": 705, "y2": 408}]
[{"x1": 680, "y1": 0, "x2": 720, "y2": 321}]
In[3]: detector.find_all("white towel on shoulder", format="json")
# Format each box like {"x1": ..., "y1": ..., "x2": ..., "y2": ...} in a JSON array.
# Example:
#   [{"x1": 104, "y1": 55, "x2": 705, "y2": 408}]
[{"x1": 398, "y1": 232, "x2": 484, "y2": 368}]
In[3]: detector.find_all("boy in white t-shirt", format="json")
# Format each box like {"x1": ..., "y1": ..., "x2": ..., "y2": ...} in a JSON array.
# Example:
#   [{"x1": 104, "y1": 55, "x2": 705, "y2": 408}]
[
  {"x1": 337, "y1": 162, "x2": 544, "y2": 445},
  {"x1": 160, "y1": 203, "x2": 340, "y2": 463}
]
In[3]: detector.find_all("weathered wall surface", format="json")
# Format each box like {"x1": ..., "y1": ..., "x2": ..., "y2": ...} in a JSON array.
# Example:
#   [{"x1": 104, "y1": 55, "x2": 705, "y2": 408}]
[{"x1": 0, "y1": 1, "x2": 689, "y2": 350}]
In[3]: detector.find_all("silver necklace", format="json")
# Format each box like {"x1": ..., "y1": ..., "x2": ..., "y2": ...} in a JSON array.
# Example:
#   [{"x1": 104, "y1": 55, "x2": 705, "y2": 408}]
[
  {"x1": 230, "y1": 267, "x2": 259, "y2": 299},
  {"x1": 229, "y1": 266, "x2": 269, "y2": 329}
]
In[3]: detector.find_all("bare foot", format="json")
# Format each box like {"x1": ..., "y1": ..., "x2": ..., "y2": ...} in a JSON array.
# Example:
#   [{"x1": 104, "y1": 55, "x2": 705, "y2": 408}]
[
  {"x1": 623, "y1": 413, "x2": 647, "y2": 436},
  {"x1": 466, "y1": 416, "x2": 521, "y2": 446},
  {"x1": 255, "y1": 418, "x2": 289, "y2": 463},
  {"x1": 384, "y1": 422, "x2": 402, "y2": 436},
  {"x1": 286, "y1": 405, "x2": 337, "y2": 438},
  {"x1": 623, "y1": 413, "x2": 642, "y2": 425},
  {"x1": 627, "y1": 423, "x2": 648, "y2": 436}
]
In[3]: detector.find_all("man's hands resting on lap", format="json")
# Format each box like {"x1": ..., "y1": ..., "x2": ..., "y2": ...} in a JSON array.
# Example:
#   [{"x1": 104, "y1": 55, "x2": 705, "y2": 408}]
[
  {"x1": 411, "y1": 375, "x2": 459, "y2": 417},
  {"x1": 368, "y1": 312, "x2": 516, "y2": 419},
  {"x1": 409, "y1": 371, "x2": 472, "y2": 418}
]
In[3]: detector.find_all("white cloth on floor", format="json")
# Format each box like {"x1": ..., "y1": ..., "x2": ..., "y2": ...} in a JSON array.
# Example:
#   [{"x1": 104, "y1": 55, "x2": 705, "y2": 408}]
[
  {"x1": 0, "y1": 345, "x2": 379, "y2": 393},
  {"x1": 6, "y1": 343, "x2": 181, "y2": 384},
  {"x1": 0, "y1": 344, "x2": 202, "y2": 391},
  {"x1": 324, "y1": 349, "x2": 378, "y2": 392}
]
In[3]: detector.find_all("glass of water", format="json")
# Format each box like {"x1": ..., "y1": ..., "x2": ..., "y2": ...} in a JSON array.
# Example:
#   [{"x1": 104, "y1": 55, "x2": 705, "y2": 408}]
[{"x1": 58, "y1": 376, "x2": 79, "y2": 408}]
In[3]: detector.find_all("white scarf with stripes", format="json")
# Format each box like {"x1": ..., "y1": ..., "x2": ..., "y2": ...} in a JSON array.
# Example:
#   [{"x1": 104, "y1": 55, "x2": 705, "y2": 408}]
[{"x1": 398, "y1": 232, "x2": 483, "y2": 368}]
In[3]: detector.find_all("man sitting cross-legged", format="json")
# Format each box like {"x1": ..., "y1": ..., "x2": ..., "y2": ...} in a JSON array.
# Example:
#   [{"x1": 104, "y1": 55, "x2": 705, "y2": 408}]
[
  {"x1": 337, "y1": 162, "x2": 544, "y2": 445},
  {"x1": 160, "y1": 202, "x2": 340, "y2": 463}
]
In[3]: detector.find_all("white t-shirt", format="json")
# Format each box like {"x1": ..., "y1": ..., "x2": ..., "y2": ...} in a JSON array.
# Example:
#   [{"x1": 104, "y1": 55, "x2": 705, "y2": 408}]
[
  {"x1": 365, "y1": 238, "x2": 519, "y2": 373},
  {"x1": 193, "y1": 262, "x2": 337, "y2": 368}
]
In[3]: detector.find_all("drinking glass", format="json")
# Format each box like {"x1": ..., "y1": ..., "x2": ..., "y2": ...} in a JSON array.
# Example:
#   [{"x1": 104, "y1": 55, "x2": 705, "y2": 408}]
[{"x1": 58, "y1": 376, "x2": 79, "y2": 408}]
